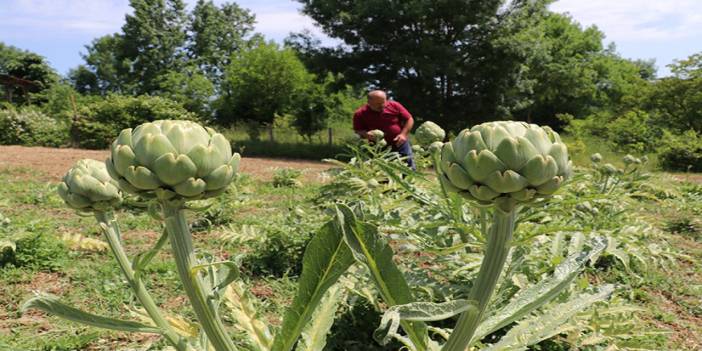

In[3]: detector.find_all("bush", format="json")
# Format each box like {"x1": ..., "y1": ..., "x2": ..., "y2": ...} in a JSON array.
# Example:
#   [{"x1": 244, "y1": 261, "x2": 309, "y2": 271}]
[
  {"x1": 606, "y1": 109, "x2": 659, "y2": 153},
  {"x1": 245, "y1": 227, "x2": 312, "y2": 277},
  {"x1": 658, "y1": 129, "x2": 702, "y2": 172},
  {"x1": 71, "y1": 94, "x2": 198, "y2": 149},
  {"x1": 0, "y1": 108, "x2": 69, "y2": 147}
]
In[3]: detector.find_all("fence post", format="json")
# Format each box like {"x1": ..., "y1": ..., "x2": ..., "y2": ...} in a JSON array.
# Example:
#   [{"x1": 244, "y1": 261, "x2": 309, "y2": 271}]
[
  {"x1": 328, "y1": 127, "x2": 333, "y2": 146},
  {"x1": 269, "y1": 126, "x2": 274, "y2": 142}
]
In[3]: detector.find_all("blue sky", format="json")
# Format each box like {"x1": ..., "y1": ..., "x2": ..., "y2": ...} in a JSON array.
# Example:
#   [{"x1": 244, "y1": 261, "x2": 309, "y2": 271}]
[{"x1": 1, "y1": 0, "x2": 700, "y2": 77}]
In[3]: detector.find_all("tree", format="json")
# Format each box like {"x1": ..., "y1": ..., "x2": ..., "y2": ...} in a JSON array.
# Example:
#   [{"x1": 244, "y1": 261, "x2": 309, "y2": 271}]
[
  {"x1": 155, "y1": 65, "x2": 215, "y2": 118},
  {"x1": 646, "y1": 52, "x2": 702, "y2": 134},
  {"x1": 77, "y1": 34, "x2": 134, "y2": 95},
  {"x1": 291, "y1": 0, "x2": 652, "y2": 130},
  {"x1": 0, "y1": 42, "x2": 58, "y2": 104},
  {"x1": 120, "y1": 0, "x2": 189, "y2": 94},
  {"x1": 189, "y1": 0, "x2": 256, "y2": 84},
  {"x1": 292, "y1": 0, "x2": 533, "y2": 128},
  {"x1": 216, "y1": 42, "x2": 312, "y2": 138}
]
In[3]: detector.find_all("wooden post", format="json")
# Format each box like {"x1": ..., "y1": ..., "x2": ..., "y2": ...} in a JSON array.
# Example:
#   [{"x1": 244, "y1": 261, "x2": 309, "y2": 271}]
[
  {"x1": 328, "y1": 128, "x2": 333, "y2": 146},
  {"x1": 269, "y1": 126, "x2": 274, "y2": 142}
]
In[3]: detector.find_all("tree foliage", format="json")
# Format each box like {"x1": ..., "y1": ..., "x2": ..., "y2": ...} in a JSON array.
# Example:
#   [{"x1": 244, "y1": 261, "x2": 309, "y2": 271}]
[
  {"x1": 291, "y1": 0, "x2": 653, "y2": 129},
  {"x1": 216, "y1": 42, "x2": 312, "y2": 137},
  {"x1": 0, "y1": 43, "x2": 58, "y2": 105}
]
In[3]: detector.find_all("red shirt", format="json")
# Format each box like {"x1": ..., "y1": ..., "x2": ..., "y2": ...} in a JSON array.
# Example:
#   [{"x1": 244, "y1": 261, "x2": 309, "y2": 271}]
[{"x1": 353, "y1": 100, "x2": 413, "y2": 144}]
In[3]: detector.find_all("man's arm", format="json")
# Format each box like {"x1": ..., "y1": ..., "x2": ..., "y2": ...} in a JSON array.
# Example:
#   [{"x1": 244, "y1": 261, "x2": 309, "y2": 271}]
[
  {"x1": 393, "y1": 103, "x2": 414, "y2": 146},
  {"x1": 352, "y1": 110, "x2": 369, "y2": 139}
]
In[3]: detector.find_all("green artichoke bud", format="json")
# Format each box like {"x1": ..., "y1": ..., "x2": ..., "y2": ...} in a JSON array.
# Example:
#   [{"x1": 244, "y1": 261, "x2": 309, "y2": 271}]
[
  {"x1": 633, "y1": 157, "x2": 642, "y2": 165},
  {"x1": 58, "y1": 159, "x2": 123, "y2": 211},
  {"x1": 601, "y1": 163, "x2": 618, "y2": 175},
  {"x1": 590, "y1": 153, "x2": 603, "y2": 163},
  {"x1": 414, "y1": 121, "x2": 445, "y2": 145},
  {"x1": 412, "y1": 144, "x2": 424, "y2": 153},
  {"x1": 438, "y1": 121, "x2": 572, "y2": 213},
  {"x1": 641, "y1": 155, "x2": 649, "y2": 164},
  {"x1": 622, "y1": 154, "x2": 636, "y2": 165},
  {"x1": 367, "y1": 129, "x2": 387, "y2": 147},
  {"x1": 368, "y1": 129, "x2": 384, "y2": 142},
  {"x1": 106, "y1": 120, "x2": 240, "y2": 201},
  {"x1": 428, "y1": 141, "x2": 444, "y2": 153}
]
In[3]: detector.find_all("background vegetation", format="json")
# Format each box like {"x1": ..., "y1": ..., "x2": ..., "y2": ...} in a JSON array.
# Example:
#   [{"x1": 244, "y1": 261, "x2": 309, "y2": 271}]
[{"x1": 1, "y1": 0, "x2": 700, "y2": 171}]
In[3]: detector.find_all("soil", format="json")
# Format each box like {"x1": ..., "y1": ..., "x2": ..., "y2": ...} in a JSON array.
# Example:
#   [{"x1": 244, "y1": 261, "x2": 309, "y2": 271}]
[{"x1": 0, "y1": 145, "x2": 331, "y2": 182}]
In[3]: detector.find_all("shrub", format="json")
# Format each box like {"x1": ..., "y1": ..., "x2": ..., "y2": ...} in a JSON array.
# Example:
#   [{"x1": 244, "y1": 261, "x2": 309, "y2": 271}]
[
  {"x1": 606, "y1": 109, "x2": 659, "y2": 153},
  {"x1": 71, "y1": 94, "x2": 198, "y2": 149},
  {"x1": 245, "y1": 227, "x2": 312, "y2": 277},
  {"x1": 658, "y1": 129, "x2": 702, "y2": 172},
  {"x1": 0, "y1": 108, "x2": 69, "y2": 147}
]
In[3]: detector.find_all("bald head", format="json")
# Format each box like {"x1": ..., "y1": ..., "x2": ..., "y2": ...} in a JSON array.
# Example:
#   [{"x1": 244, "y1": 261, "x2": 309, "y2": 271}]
[{"x1": 367, "y1": 90, "x2": 387, "y2": 112}]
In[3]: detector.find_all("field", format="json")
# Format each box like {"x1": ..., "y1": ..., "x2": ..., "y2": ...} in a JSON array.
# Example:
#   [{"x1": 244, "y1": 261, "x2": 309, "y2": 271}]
[{"x1": 1, "y1": 143, "x2": 701, "y2": 351}]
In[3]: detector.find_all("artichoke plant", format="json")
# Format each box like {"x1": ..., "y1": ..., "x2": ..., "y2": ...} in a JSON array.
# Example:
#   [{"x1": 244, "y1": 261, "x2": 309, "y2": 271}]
[
  {"x1": 106, "y1": 120, "x2": 240, "y2": 351},
  {"x1": 439, "y1": 121, "x2": 572, "y2": 351},
  {"x1": 106, "y1": 120, "x2": 240, "y2": 201},
  {"x1": 439, "y1": 120, "x2": 572, "y2": 214},
  {"x1": 57, "y1": 159, "x2": 122, "y2": 212},
  {"x1": 50, "y1": 159, "x2": 187, "y2": 350},
  {"x1": 414, "y1": 121, "x2": 445, "y2": 145}
]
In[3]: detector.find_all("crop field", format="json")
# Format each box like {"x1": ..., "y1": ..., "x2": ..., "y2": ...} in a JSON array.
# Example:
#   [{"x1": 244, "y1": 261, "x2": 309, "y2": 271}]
[{"x1": 0, "y1": 130, "x2": 701, "y2": 351}]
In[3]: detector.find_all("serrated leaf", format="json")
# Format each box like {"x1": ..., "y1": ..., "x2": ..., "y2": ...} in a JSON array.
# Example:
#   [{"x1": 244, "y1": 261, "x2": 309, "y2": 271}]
[
  {"x1": 335, "y1": 204, "x2": 428, "y2": 350},
  {"x1": 296, "y1": 283, "x2": 344, "y2": 351},
  {"x1": 374, "y1": 300, "x2": 477, "y2": 346},
  {"x1": 22, "y1": 293, "x2": 162, "y2": 334},
  {"x1": 225, "y1": 282, "x2": 273, "y2": 351},
  {"x1": 271, "y1": 217, "x2": 355, "y2": 351},
  {"x1": 474, "y1": 236, "x2": 607, "y2": 342},
  {"x1": 484, "y1": 285, "x2": 616, "y2": 350}
]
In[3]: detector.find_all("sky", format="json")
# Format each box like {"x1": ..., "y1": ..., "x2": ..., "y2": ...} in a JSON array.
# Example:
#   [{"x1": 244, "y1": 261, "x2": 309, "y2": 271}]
[{"x1": 0, "y1": 0, "x2": 700, "y2": 77}]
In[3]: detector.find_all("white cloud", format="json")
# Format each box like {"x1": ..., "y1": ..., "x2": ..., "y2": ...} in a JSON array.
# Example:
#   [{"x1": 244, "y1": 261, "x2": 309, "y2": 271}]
[
  {"x1": 550, "y1": 0, "x2": 702, "y2": 42},
  {"x1": 0, "y1": 0, "x2": 128, "y2": 37}
]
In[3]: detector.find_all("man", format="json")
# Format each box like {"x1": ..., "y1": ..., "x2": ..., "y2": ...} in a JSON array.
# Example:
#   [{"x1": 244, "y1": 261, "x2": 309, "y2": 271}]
[{"x1": 353, "y1": 90, "x2": 416, "y2": 170}]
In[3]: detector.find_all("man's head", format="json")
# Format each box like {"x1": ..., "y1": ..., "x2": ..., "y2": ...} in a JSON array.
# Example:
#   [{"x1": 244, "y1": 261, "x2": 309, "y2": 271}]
[{"x1": 367, "y1": 90, "x2": 387, "y2": 112}]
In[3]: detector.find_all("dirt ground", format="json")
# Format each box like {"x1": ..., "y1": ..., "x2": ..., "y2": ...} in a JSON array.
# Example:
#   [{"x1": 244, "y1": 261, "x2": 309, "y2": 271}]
[{"x1": 0, "y1": 145, "x2": 331, "y2": 182}]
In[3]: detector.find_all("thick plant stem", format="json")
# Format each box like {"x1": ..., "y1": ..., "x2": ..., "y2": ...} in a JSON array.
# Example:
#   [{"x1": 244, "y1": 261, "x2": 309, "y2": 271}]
[
  {"x1": 94, "y1": 212, "x2": 188, "y2": 351},
  {"x1": 162, "y1": 203, "x2": 236, "y2": 351},
  {"x1": 443, "y1": 210, "x2": 516, "y2": 351}
]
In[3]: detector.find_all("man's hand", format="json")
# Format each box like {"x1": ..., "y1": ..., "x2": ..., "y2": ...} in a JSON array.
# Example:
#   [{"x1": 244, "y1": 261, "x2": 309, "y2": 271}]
[{"x1": 393, "y1": 133, "x2": 407, "y2": 146}]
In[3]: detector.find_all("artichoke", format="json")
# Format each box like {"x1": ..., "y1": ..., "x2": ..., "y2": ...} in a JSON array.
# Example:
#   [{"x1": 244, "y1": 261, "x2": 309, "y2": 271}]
[
  {"x1": 414, "y1": 121, "x2": 446, "y2": 145},
  {"x1": 622, "y1": 154, "x2": 636, "y2": 165},
  {"x1": 428, "y1": 141, "x2": 444, "y2": 153},
  {"x1": 106, "y1": 120, "x2": 240, "y2": 201},
  {"x1": 367, "y1": 129, "x2": 387, "y2": 147},
  {"x1": 439, "y1": 121, "x2": 572, "y2": 212},
  {"x1": 590, "y1": 153, "x2": 603, "y2": 163},
  {"x1": 58, "y1": 159, "x2": 122, "y2": 211}
]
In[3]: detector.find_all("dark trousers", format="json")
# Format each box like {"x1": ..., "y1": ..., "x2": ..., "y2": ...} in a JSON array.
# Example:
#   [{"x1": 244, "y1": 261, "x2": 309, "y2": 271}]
[{"x1": 392, "y1": 140, "x2": 417, "y2": 171}]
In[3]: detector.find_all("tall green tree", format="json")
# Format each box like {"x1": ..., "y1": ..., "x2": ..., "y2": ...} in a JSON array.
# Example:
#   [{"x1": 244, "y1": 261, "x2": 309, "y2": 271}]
[
  {"x1": 216, "y1": 42, "x2": 312, "y2": 137},
  {"x1": 292, "y1": 0, "x2": 652, "y2": 130},
  {"x1": 291, "y1": 0, "x2": 538, "y2": 128},
  {"x1": 189, "y1": 0, "x2": 256, "y2": 84},
  {"x1": 72, "y1": 34, "x2": 131, "y2": 94},
  {"x1": 121, "y1": 0, "x2": 189, "y2": 94},
  {"x1": 0, "y1": 42, "x2": 58, "y2": 105},
  {"x1": 647, "y1": 52, "x2": 702, "y2": 133}
]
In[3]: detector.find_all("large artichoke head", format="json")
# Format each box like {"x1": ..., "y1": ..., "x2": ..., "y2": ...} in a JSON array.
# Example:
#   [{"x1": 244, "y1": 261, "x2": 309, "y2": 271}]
[
  {"x1": 58, "y1": 159, "x2": 123, "y2": 212},
  {"x1": 439, "y1": 121, "x2": 572, "y2": 213},
  {"x1": 415, "y1": 121, "x2": 445, "y2": 145},
  {"x1": 106, "y1": 120, "x2": 240, "y2": 201}
]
